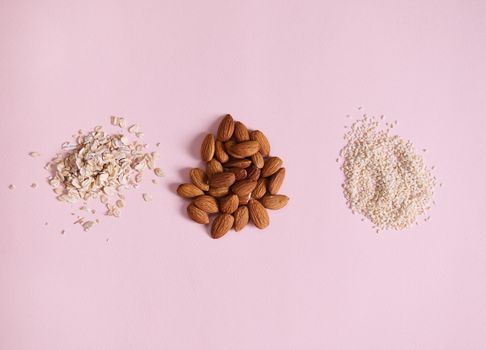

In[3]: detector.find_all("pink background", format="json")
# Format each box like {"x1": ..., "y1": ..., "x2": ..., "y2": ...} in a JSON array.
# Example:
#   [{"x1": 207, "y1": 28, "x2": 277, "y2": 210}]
[{"x1": 1, "y1": 0, "x2": 486, "y2": 349}]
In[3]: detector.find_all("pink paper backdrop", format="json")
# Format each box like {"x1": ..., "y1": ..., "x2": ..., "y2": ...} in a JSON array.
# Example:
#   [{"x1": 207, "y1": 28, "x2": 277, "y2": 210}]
[{"x1": 1, "y1": 0, "x2": 486, "y2": 349}]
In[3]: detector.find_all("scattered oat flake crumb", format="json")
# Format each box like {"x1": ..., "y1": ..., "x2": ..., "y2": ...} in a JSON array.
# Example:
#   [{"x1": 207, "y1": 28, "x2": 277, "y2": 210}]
[
  {"x1": 73, "y1": 218, "x2": 84, "y2": 225},
  {"x1": 118, "y1": 117, "x2": 126, "y2": 128},
  {"x1": 8, "y1": 184, "x2": 15, "y2": 190},
  {"x1": 143, "y1": 193, "x2": 152, "y2": 202},
  {"x1": 82, "y1": 221, "x2": 95, "y2": 231},
  {"x1": 152, "y1": 179, "x2": 158, "y2": 185},
  {"x1": 154, "y1": 168, "x2": 164, "y2": 177},
  {"x1": 128, "y1": 124, "x2": 139, "y2": 134},
  {"x1": 111, "y1": 116, "x2": 119, "y2": 126},
  {"x1": 29, "y1": 152, "x2": 41, "y2": 158},
  {"x1": 31, "y1": 183, "x2": 38, "y2": 189},
  {"x1": 116, "y1": 199, "x2": 125, "y2": 208}
]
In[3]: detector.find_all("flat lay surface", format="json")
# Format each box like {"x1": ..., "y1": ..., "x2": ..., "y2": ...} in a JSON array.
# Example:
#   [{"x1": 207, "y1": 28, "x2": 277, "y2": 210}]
[{"x1": 1, "y1": 0, "x2": 485, "y2": 349}]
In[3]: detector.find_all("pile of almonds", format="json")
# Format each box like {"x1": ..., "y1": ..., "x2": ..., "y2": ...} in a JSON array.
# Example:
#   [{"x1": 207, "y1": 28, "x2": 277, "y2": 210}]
[{"x1": 177, "y1": 114, "x2": 289, "y2": 239}]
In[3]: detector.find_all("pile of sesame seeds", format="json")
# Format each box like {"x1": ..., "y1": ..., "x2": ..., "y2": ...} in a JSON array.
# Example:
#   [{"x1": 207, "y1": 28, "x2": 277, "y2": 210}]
[{"x1": 339, "y1": 114, "x2": 436, "y2": 231}]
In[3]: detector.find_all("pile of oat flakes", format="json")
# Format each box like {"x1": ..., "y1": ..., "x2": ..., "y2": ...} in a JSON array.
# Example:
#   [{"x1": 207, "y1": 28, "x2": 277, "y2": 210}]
[{"x1": 10, "y1": 116, "x2": 164, "y2": 232}]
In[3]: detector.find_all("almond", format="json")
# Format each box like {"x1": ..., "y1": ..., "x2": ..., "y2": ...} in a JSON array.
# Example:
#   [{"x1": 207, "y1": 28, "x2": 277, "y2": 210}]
[
  {"x1": 233, "y1": 206, "x2": 249, "y2": 231},
  {"x1": 215, "y1": 140, "x2": 229, "y2": 163},
  {"x1": 225, "y1": 140, "x2": 241, "y2": 159},
  {"x1": 219, "y1": 194, "x2": 239, "y2": 214},
  {"x1": 224, "y1": 140, "x2": 236, "y2": 153},
  {"x1": 217, "y1": 114, "x2": 235, "y2": 141},
  {"x1": 187, "y1": 204, "x2": 209, "y2": 224},
  {"x1": 250, "y1": 130, "x2": 270, "y2": 156},
  {"x1": 238, "y1": 193, "x2": 250, "y2": 205},
  {"x1": 234, "y1": 121, "x2": 250, "y2": 142},
  {"x1": 228, "y1": 167, "x2": 247, "y2": 181},
  {"x1": 177, "y1": 183, "x2": 204, "y2": 198},
  {"x1": 206, "y1": 159, "x2": 224, "y2": 178},
  {"x1": 268, "y1": 167, "x2": 285, "y2": 194},
  {"x1": 201, "y1": 133, "x2": 215, "y2": 161},
  {"x1": 211, "y1": 214, "x2": 234, "y2": 239},
  {"x1": 207, "y1": 186, "x2": 229, "y2": 198},
  {"x1": 229, "y1": 141, "x2": 260, "y2": 158},
  {"x1": 246, "y1": 165, "x2": 261, "y2": 181},
  {"x1": 193, "y1": 195, "x2": 219, "y2": 213},
  {"x1": 251, "y1": 178, "x2": 267, "y2": 199},
  {"x1": 261, "y1": 157, "x2": 282, "y2": 177},
  {"x1": 190, "y1": 168, "x2": 209, "y2": 191},
  {"x1": 251, "y1": 152, "x2": 264, "y2": 169},
  {"x1": 225, "y1": 159, "x2": 252, "y2": 168},
  {"x1": 232, "y1": 179, "x2": 257, "y2": 196},
  {"x1": 248, "y1": 199, "x2": 269, "y2": 229},
  {"x1": 261, "y1": 194, "x2": 289, "y2": 210},
  {"x1": 209, "y1": 172, "x2": 236, "y2": 188}
]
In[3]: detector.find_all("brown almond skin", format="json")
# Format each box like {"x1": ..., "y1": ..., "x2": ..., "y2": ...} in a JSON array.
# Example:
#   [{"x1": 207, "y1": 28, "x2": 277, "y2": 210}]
[
  {"x1": 268, "y1": 167, "x2": 285, "y2": 195},
  {"x1": 209, "y1": 172, "x2": 236, "y2": 188},
  {"x1": 261, "y1": 194, "x2": 289, "y2": 210},
  {"x1": 251, "y1": 178, "x2": 267, "y2": 199},
  {"x1": 177, "y1": 184, "x2": 204, "y2": 198},
  {"x1": 251, "y1": 152, "x2": 265, "y2": 169},
  {"x1": 215, "y1": 140, "x2": 229, "y2": 163},
  {"x1": 250, "y1": 130, "x2": 270, "y2": 156},
  {"x1": 246, "y1": 165, "x2": 261, "y2": 181},
  {"x1": 232, "y1": 179, "x2": 258, "y2": 196},
  {"x1": 201, "y1": 134, "x2": 215, "y2": 161},
  {"x1": 261, "y1": 156, "x2": 282, "y2": 177},
  {"x1": 234, "y1": 121, "x2": 250, "y2": 142},
  {"x1": 211, "y1": 214, "x2": 234, "y2": 239},
  {"x1": 238, "y1": 193, "x2": 250, "y2": 205},
  {"x1": 219, "y1": 194, "x2": 239, "y2": 214},
  {"x1": 224, "y1": 140, "x2": 236, "y2": 153},
  {"x1": 228, "y1": 167, "x2": 247, "y2": 181},
  {"x1": 193, "y1": 195, "x2": 219, "y2": 214},
  {"x1": 217, "y1": 114, "x2": 235, "y2": 141},
  {"x1": 229, "y1": 140, "x2": 260, "y2": 158},
  {"x1": 206, "y1": 159, "x2": 224, "y2": 178},
  {"x1": 207, "y1": 187, "x2": 229, "y2": 198},
  {"x1": 225, "y1": 159, "x2": 252, "y2": 168},
  {"x1": 187, "y1": 203, "x2": 209, "y2": 224},
  {"x1": 248, "y1": 199, "x2": 270, "y2": 229},
  {"x1": 190, "y1": 168, "x2": 209, "y2": 191},
  {"x1": 233, "y1": 206, "x2": 249, "y2": 232}
]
